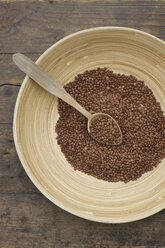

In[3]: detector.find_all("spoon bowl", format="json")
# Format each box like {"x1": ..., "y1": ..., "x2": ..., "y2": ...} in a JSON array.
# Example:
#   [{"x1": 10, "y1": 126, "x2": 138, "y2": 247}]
[{"x1": 88, "y1": 113, "x2": 122, "y2": 146}]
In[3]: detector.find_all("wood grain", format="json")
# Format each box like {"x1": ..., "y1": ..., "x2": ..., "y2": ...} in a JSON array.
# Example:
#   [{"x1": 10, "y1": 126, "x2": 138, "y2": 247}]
[
  {"x1": 0, "y1": 1, "x2": 165, "y2": 53},
  {"x1": 0, "y1": 193, "x2": 165, "y2": 248},
  {"x1": 0, "y1": 54, "x2": 40, "y2": 85},
  {"x1": 0, "y1": 85, "x2": 19, "y2": 123},
  {"x1": 0, "y1": 0, "x2": 165, "y2": 247},
  {"x1": 0, "y1": 54, "x2": 40, "y2": 123}
]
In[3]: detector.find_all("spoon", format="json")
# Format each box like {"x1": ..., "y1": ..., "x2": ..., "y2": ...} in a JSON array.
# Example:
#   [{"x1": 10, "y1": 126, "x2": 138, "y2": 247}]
[{"x1": 13, "y1": 53, "x2": 122, "y2": 146}]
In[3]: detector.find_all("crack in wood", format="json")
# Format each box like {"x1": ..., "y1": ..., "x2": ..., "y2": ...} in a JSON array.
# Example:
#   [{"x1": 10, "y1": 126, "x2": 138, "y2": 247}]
[{"x1": 0, "y1": 83, "x2": 21, "y2": 87}]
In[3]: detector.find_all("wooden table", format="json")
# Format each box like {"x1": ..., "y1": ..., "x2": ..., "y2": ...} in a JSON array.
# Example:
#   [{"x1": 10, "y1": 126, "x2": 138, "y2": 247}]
[{"x1": 0, "y1": 1, "x2": 165, "y2": 247}]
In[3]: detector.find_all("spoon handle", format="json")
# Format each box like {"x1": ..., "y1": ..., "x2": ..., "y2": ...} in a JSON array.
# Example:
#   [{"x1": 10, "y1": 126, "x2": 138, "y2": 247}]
[{"x1": 13, "y1": 53, "x2": 91, "y2": 119}]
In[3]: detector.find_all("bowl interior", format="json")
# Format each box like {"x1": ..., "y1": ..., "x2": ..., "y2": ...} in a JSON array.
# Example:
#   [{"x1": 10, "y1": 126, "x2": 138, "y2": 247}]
[{"x1": 14, "y1": 27, "x2": 165, "y2": 223}]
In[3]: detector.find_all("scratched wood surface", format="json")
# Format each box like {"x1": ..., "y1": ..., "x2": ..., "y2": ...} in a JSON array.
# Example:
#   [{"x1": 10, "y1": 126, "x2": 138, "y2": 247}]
[{"x1": 0, "y1": 1, "x2": 165, "y2": 247}]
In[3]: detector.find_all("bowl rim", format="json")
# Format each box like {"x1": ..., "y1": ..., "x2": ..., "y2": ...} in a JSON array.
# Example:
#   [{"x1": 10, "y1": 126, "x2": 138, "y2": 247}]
[{"x1": 13, "y1": 26, "x2": 165, "y2": 223}]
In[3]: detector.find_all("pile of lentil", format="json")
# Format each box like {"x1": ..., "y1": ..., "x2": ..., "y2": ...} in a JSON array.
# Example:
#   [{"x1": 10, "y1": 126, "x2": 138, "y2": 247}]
[
  {"x1": 55, "y1": 68, "x2": 165, "y2": 183},
  {"x1": 89, "y1": 116, "x2": 122, "y2": 145}
]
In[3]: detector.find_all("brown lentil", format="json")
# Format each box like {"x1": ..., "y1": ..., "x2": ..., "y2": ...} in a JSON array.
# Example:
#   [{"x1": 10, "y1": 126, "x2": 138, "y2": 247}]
[
  {"x1": 55, "y1": 68, "x2": 165, "y2": 183},
  {"x1": 89, "y1": 116, "x2": 121, "y2": 145}
]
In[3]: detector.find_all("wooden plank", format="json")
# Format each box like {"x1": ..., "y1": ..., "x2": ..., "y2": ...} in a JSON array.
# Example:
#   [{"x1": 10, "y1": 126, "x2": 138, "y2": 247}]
[
  {"x1": 0, "y1": 124, "x2": 39, "y2": 193},
  {"x1": 0, "y1": 193, "x2": 165, "y2": 248},
  {"x1": 0, "y1": 1, "x2": 165, "y2": 53},
  {"x1": 0, "y1": 124, "x2": 21, "y2": 178},
  {"x1": 0, "y1": 85, "x2": 20, "y2": 123},
  {"x1": 0, "y1": 53, "x2": 40, "y2": 85},
  {"x1": 0, "y1": 54, "x2": 40, "y2": 124}
]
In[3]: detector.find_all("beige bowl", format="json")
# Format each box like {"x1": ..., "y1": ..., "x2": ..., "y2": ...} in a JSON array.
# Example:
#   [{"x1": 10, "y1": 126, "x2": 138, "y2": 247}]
[{"x1": 13, "y1": 27, "x2": 165, "y2": 223}]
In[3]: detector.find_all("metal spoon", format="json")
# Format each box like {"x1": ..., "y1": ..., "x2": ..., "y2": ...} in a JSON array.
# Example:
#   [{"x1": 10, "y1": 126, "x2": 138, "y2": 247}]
[{"x1": 13, "y1": 53, "x2": 122, "y2": 146}]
